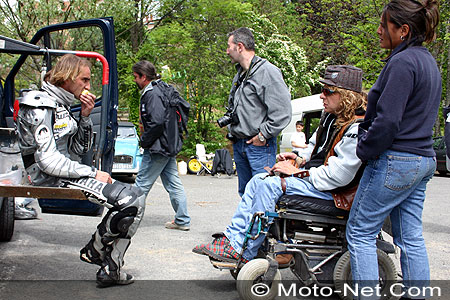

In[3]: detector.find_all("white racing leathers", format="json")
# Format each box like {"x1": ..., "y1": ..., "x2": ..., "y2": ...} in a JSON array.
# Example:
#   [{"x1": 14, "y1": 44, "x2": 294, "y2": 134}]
[{"x1": 16, "y1": 82, "x2": 146, "y2": 286}]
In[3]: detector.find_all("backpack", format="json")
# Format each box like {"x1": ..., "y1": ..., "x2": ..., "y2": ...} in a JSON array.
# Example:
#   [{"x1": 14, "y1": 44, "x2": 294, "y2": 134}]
[{"x1": 156, "y1": 81, "x2": 190, "y2": 156}]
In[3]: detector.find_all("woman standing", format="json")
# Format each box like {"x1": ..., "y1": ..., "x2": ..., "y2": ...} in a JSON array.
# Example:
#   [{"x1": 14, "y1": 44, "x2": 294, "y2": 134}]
[{"x1": 346, "y1": 0, "x2": 441, "y2": 299}]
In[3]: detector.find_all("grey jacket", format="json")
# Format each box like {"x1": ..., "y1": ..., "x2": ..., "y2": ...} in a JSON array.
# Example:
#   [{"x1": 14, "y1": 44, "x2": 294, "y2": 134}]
[
  {"x1": 17, "y1": 82, "x2": 96, "y2": 186},
  {"x1": 229, "y1": 56, "x2": 292, "y2": 139}
]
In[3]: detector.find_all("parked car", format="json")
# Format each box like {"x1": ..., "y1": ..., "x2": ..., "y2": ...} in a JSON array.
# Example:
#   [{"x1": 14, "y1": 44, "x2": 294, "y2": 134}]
[
  {"x1": 112, "y1": 122, "x2": 143, "y2": 176},
  {"x1": 433, "y1": 136, "x2": 448, "y2": 175}
]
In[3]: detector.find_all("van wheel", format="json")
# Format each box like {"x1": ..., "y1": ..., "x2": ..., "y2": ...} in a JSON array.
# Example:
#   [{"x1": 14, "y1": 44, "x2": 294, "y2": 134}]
[
  {"x1": 0, "y1": 197, "x2": 15, "y2": 241},
  {"x1": 333, "y1": 250, "x2": 398, "y2": 300}
]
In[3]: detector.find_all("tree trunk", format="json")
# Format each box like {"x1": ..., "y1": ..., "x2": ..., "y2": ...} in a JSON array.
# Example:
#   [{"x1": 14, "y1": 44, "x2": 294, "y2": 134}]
[{"x1": 130, "y1": 0, "x2": 144, "y2": 53}]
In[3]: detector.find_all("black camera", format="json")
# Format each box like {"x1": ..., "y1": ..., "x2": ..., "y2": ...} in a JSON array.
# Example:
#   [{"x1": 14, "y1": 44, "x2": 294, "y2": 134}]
[{"x1": 217, "y1": 111, "x2": 239, "y2": 128}]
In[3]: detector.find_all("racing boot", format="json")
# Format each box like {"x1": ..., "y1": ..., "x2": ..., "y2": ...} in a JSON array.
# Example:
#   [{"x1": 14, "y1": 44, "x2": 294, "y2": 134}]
[
  {"x1": 80, "y1": 231, "x2": 104, "y2": 266},
  {"x1": 15, "y1": 204, "x2": 37, "y2": 220},
  {"x1": 96, "y1": 238, "x2": 134, "y2": 287}
]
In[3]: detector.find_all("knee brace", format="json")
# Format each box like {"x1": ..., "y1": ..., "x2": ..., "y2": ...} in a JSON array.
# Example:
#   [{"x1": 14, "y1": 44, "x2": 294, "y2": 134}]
[
  {"x1": 97, "y1": 206, "x2": 138, "y2": 238},
  {"x1": 102, "y1": 181, "x2": 143, "y2": 210},
  {"x1": 110, "y1": 207, "x2": 138, "y2": 234},
  {"x1": 97, "y1": 182, "x2": 144, "y2": 236}
]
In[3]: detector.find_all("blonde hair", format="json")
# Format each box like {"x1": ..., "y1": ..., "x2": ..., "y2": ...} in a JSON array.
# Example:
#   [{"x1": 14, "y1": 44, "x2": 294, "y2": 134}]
[
  {"x1": 327, "y1": 85, "x2": 367, "y2": 128},
  {"x1": 47, "y1": 54, "x2": 91, "y2": 87}
]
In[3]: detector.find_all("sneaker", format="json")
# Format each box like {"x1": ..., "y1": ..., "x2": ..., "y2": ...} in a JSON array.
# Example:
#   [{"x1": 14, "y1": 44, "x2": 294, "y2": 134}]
[
  {"x1": 15, "y1": 205, "x2": 37, "y2": 220},
  {"x1": 192, "y1": 244, "x2": 207, "y2": 255},
  {"x1": 201, "y1": 236, "x2": 248, "y2": 263},
  {"x1": 165, "y1": 220, "x2": 190, "y2": 231},
  {"x1": 192, "y1": 234, "x2": 224, "y2": 255},
  {"x1": 96, "y1": 267, "x2": 134, "y2": 288}
]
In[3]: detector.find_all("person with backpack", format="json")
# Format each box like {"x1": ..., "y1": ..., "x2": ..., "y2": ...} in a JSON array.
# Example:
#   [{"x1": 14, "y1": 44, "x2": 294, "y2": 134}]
[{"x1": 132, "y1": 60, "x2": 191, "y2": 231}]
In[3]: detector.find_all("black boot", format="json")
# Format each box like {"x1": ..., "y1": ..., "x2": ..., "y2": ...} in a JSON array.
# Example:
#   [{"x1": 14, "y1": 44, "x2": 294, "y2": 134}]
[
  {"x1": 96, "y1": 266, "x2": 134, "y2": 288},
  {"x1": 80, "y1": 233, "x2": 103, "y2": 266},
  {"x1": 95, "y1": 239, "x2": 134, "y2": 287}
]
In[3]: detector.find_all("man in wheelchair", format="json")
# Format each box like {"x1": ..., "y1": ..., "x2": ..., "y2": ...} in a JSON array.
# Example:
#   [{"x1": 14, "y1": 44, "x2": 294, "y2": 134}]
[{"x1": 193, "y1": 65, "x2": 367, "y2": 266}]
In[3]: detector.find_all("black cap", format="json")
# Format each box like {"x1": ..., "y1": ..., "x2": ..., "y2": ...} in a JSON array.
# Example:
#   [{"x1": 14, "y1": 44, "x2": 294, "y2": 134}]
[{"x1": 319, "y1": 65, "x2": 363, "y2": 93}]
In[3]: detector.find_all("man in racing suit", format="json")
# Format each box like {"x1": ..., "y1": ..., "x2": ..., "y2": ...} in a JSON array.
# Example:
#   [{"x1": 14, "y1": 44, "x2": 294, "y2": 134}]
[{"x1": 16, "y1": 54, "x2": 145, "y2": 287}]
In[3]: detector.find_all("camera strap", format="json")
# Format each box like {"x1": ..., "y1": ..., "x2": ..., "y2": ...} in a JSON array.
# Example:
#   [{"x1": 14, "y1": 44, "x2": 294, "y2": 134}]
[{"x1": 230, "y1": 56, "x2": 260, "y2": 112}]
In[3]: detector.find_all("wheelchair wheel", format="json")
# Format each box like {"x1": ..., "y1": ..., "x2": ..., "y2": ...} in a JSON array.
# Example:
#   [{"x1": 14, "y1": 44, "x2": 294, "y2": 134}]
[
  {"x1": 204, "y1": 161, "x2": 213, "y2": 172},
  {"x1": 333, "y1": 249, "x2": 398, "y2": 300},
  {"x1": 236, "y1": 259, "x2": 281, "y2": 300},
  {"x1": 187, "y1": 158, "x2": 201, "y2": 174}
]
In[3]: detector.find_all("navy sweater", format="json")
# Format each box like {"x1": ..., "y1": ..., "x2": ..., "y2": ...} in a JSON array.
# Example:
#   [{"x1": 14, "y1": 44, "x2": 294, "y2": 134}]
[{"x1": 357, "y1": 40, "x2": 442, "y2": 161}]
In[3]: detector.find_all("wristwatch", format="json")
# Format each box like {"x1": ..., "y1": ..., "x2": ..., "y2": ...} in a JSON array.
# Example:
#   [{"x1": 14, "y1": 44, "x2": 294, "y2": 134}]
[{"x1": 258, "y1": 132, "x2": 266, "y2": 142}]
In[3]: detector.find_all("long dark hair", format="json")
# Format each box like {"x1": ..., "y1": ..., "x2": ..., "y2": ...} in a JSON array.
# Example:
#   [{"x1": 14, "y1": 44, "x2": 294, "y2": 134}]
[
  {"x1": 381, "y1": 0, "x2": 440, "y2": 50},
  {"x1": 132, "y1": 60, "x2": 161, "y2": 81}
]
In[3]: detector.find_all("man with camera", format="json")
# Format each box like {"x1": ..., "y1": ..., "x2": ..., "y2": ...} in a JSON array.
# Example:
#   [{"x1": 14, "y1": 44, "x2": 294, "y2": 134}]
[{"x1": 222, "y1": 27, "x2": 292, "y2": 196}]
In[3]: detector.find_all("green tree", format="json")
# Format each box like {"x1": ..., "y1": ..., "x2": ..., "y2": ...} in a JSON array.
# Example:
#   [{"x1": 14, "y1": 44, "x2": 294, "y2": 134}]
[
  {"x1": 122, "y1": 0, "x2": 318, "y2": 156},
  {"x1": 2, "y1": 0, "x2": 447, "y2": 152}
]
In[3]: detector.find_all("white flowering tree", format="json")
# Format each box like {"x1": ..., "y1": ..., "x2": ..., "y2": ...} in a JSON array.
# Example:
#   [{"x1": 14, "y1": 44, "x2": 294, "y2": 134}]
[{"x1": 249, "y1": 13, "x2": 327, "y2": 98}]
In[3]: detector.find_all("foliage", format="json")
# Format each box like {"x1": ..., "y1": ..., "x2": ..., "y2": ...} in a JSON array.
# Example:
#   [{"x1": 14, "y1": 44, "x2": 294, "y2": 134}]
[
  {"x1": 121, "y1": 0, "x2": 317, "y2": 157},
  {"x1": 0, "y1": 0, "x2": 449, "y2": 151},
  {"x1": 428, "y1": 0, "x2": 450, "y2": 134},
  {"x1": 248, "y1": 13, "x2": 317, "y2": 97}
]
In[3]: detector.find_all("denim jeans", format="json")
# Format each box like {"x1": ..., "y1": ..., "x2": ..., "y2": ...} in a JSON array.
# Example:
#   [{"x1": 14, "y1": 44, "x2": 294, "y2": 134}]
[
  {"x1": 346, "y1": 150, "x2": 435, "y2": 299},
  {"x1": 134, "y1": 150, "x2": 190, "y2": 226},
  {"x1": 233, "y1": 137, "x2": 277, "y2": 196},
  {"x1": 224, "y1": 173, "x2": 333, "y2": 260}
]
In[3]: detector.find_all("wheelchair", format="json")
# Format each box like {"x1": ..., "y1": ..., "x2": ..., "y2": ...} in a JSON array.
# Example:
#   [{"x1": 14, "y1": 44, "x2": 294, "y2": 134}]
[{"x1": 209, "y1": 194, "x2": 398, "y2": 300}]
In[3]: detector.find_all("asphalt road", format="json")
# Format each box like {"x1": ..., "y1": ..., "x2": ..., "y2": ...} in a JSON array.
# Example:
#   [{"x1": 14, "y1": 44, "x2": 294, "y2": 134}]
[{"x1": 1, "y1": 173, "x2": 449, "y2": 299}]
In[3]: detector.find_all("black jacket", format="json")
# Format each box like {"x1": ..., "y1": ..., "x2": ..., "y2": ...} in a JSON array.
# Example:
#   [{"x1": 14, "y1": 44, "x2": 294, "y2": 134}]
[
  {"x1": 140, "y1": 80, "x2": 173, "y2": 156},
  {"x1": 211, "y1": 149, "x2": 234, "y2": 176},
  {"x1": 357, "y1": 39, "x2": 441, "y2": 161}
]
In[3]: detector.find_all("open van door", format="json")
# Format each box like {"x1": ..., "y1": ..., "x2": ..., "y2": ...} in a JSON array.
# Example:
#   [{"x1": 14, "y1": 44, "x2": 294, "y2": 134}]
[
  {"x1": 280, "y1": 94, "x2": 324, "y2": 153},
  {"x1": 0, "y1": 18, "x2": 118, "y2": 217}
]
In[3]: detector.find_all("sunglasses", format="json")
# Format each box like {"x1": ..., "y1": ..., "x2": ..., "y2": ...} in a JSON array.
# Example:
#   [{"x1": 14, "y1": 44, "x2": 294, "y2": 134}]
[{"x1": 321, "y1": 87, "x2": 336, "y2": 96}]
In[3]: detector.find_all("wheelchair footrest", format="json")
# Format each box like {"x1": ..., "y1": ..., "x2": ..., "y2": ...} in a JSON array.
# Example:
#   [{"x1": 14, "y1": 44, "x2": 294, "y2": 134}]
[{"x1": 210, "y1": 259, "x2": 237, "y2": 269}]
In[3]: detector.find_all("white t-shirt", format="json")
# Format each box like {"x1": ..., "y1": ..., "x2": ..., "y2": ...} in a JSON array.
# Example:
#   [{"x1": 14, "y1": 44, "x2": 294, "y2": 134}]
[{"x1": 290, "y1": 131, "x2": 307, "y2": 154}]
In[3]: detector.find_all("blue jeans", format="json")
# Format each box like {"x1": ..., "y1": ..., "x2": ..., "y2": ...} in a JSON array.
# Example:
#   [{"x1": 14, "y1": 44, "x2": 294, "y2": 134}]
[
  {"x1": 233, "y1": 137, "x2": 277, "y2": 196},
  {"x1": 346, "y1": 150, "x2": 435, "y2": 299},
  {"x1": 224, "y1": 173, "x2": 333, "y2": 260},
  {"x1": 134, "y1": 150, "x2": 190, "y2": 226}
]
